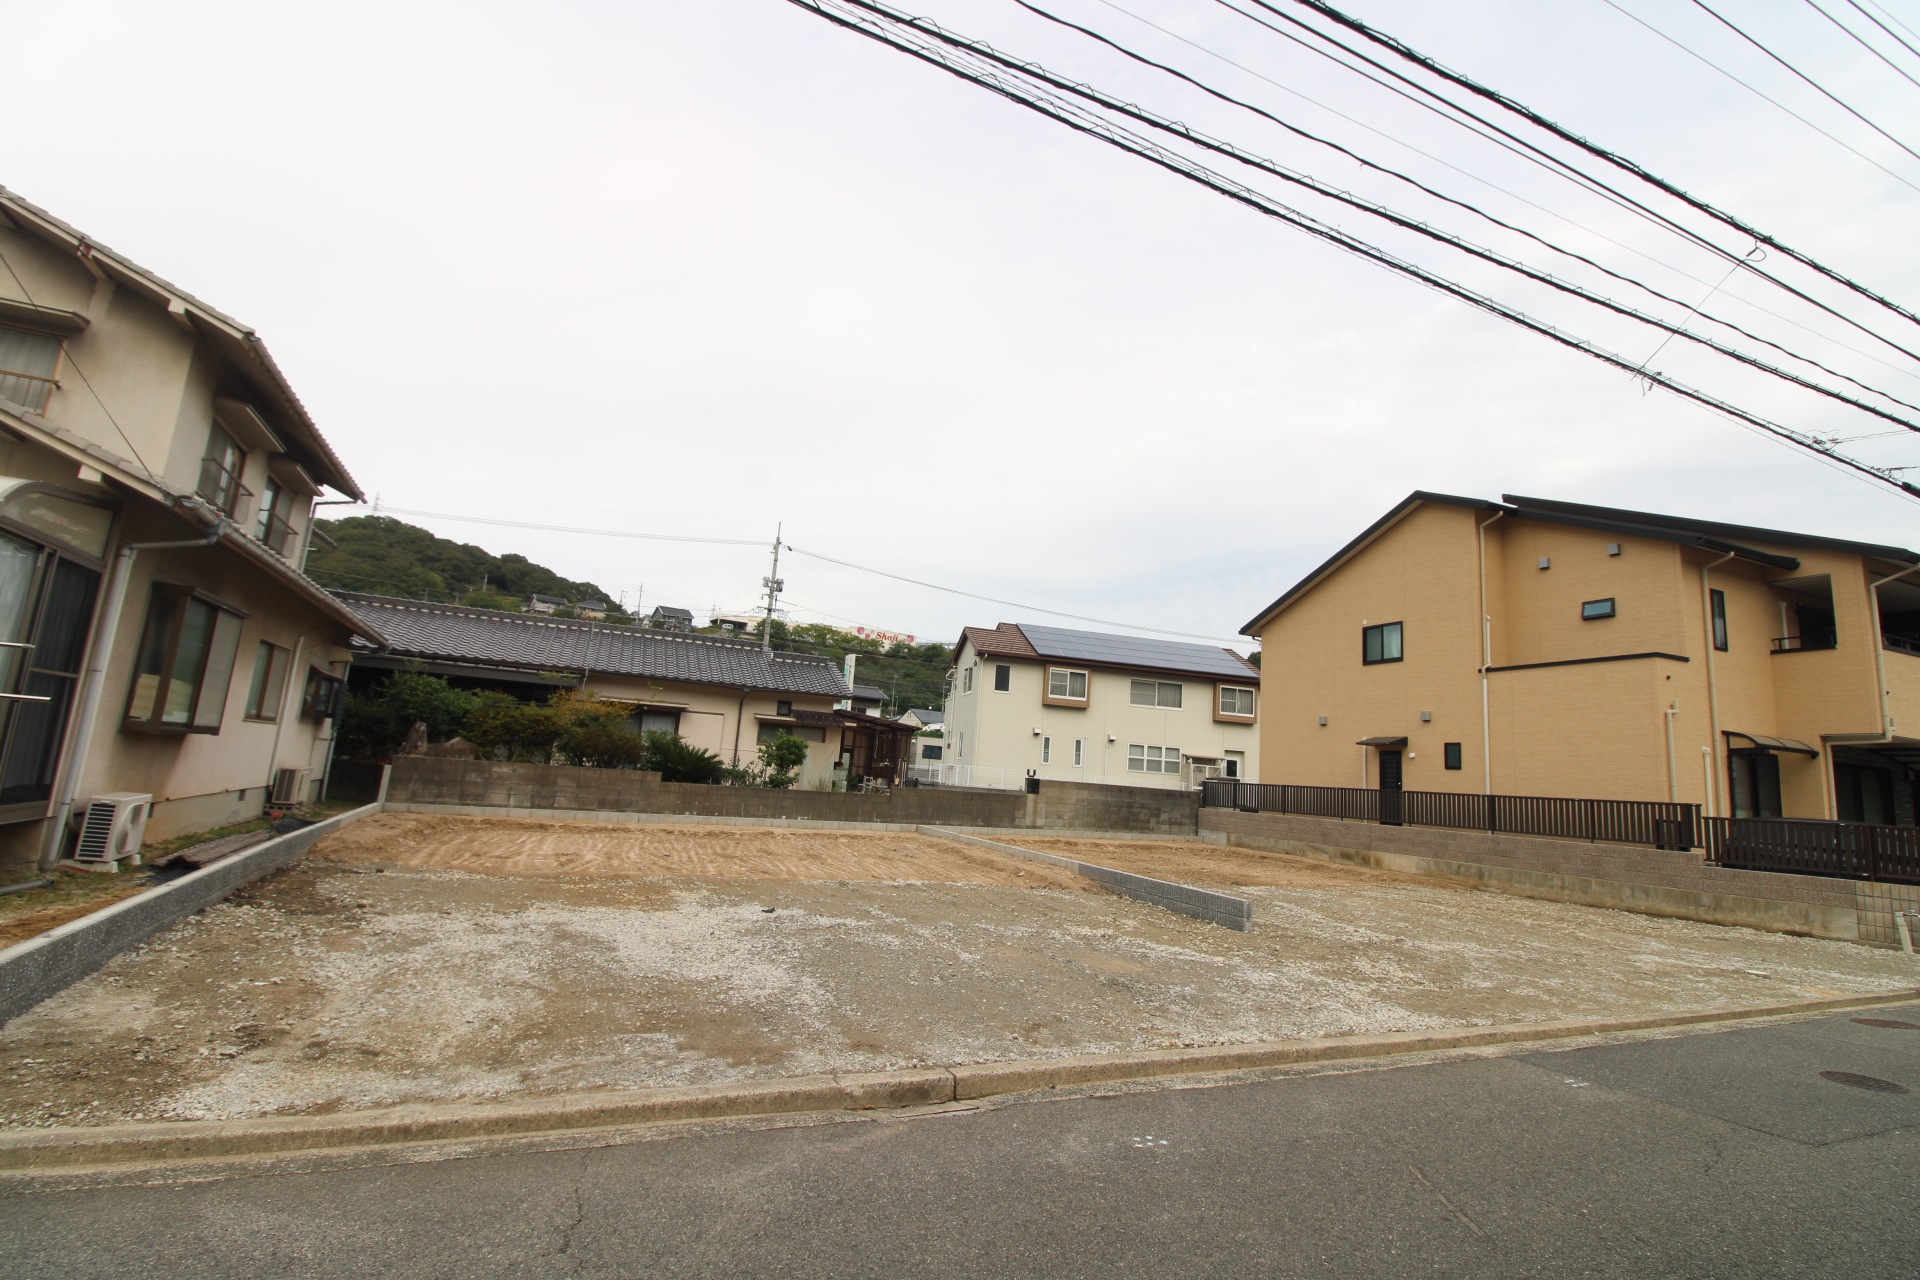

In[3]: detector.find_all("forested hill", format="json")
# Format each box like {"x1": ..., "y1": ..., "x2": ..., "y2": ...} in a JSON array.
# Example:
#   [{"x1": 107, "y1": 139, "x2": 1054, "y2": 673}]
[{"x1": 307, "y1": 516, "x2": 612, "y2": 608}]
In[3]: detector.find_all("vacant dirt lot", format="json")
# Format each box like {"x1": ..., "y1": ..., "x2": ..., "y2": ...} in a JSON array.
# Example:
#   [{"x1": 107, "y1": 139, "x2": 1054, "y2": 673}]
[{"x1": 3, "y1": 814, "x2": 1914, "y2": 1130}]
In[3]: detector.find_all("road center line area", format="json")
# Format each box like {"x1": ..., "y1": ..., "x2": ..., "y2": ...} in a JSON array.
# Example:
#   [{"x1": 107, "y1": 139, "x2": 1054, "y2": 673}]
[{"x1": 3, "y1": 1005, "x2": 1916, "y2": 1279}]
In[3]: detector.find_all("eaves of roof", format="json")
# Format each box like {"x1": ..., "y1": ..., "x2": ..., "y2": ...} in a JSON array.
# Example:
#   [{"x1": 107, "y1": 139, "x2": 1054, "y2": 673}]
[
  {"x1": 1239, "y1": 490, "x2": 1810, "y2": 635},
  {"x1": 1503, "y1": 494, "x2": 1919, "y2": 566},
  {"x1": 0, "y1": 188, "x2": 362, "y2": 500}
]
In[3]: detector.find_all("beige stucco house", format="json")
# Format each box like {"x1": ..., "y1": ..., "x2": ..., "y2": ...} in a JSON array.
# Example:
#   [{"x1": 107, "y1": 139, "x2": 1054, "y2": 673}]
[
  {"x1": 333, "y1": 593, "x2": 921, "y2": 790},
  {"x1": 941, "y1": 623, "x2": 1261, "y2": 791},
  {"x1": 0, "y1": 188, "x2": 378, "y2": 876},
  {"x1": 1241, "y1": 492, "x2": 1920, "y2": 822}
]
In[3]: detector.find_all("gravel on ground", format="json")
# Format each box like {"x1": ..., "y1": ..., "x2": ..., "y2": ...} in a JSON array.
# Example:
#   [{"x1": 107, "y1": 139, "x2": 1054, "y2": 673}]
[{"x1": 2, "y1": 813, "x2": 1913, "y2": 1130}]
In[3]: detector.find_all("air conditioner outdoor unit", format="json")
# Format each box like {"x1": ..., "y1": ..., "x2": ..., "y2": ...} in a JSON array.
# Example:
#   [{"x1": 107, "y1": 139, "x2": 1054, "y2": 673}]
[
  {"x1": 73, "y1": 792, "x2": 151, "y2": 865},
  {"x1": 270, "y1": 768, "x2": 309, "y2": 805}
]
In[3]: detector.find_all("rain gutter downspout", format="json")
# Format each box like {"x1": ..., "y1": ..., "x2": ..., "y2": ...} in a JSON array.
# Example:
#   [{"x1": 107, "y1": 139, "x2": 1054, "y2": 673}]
[
  {"x1": 1700, "y1": 550, "x2": 1736, "y2": 817},
  {"x1": 1476, "y1": 509, "x2": 1505, "y2": 795},
  {"x1": 40, "y1": 518, "x2": 231, "y2": 871}
]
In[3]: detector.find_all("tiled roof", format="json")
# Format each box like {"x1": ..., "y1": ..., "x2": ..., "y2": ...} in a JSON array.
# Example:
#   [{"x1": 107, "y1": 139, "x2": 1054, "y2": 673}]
[
  {"x1": 850, "y1": 684, "x2": 887, "y2": 701},
  {"x1": 960, "y1": 624, "x2": 1039, "y2": 660},
  {"x1": 335, "y1": 592, "x2": 852, "y2": 697}
]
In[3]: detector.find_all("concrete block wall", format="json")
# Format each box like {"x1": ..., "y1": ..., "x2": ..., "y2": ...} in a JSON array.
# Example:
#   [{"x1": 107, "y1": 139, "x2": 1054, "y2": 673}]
[
  {"x1": 1201, "y1": 808, "x2": 1920, "y2": 945},
  {"x1": 384, "y1": 758, "x2": 1200, "y2": 835}
]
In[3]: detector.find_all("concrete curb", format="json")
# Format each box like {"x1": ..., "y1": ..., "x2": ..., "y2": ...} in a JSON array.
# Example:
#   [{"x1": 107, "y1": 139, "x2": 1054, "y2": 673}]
[
  {"x1": 0, "y1": 802, "x2": 384, "y2": 1025},
  {"x1": 919, "y1": 826, "x2": 1252, "y2": 929},
  {"x1": 5, "y1": 987, "x2": 1913, "y2": 1172}
]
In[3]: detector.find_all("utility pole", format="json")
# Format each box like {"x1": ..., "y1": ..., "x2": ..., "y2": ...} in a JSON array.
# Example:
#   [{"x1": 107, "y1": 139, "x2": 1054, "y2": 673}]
[{"x1": 761, "y1": 524, "x2": 784, "y2": 653}]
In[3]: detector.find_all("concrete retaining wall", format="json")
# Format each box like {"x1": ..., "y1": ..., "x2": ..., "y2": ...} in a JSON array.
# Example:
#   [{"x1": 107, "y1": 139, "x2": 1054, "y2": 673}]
[
  {"x1": 384, "y1": 757, "x2": 1200, "y2": 835},
  {"x1": 0, "y1": 803, "x2": 382, "y2": 1025},
  {"x1": 1201, "y1": 808, "x2": 1920, "y2": 946},
  {"x1": 920, "y1": 827, "x2": 1251, "y2": 930}
]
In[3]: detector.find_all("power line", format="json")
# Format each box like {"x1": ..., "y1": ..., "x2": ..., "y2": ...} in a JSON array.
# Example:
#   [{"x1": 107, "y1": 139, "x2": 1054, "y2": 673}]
[
  {"x1": 1687, "y1": 0, "x2": 1920, "y2": 161},
  {"x1": 1017, "y1": 0, "x2": 1920, "y2": 420},
  {"x1": 782, "y1": 544, "x2": 1250, "y2": 643},
  {"x1": 1600, "y1": 0, "x2": 1920, "y2": 194},
  {"x1": 785, "y1": 0, "x2": 1920, "y2": 500},
  {"x1": 1261, "y1": 0, "x2": 1920, "y2": 335},
  {"x1": 1845, "y1": 0, "x2": 1920, "y2": 59},
  {"x1": 1086, "y1": 0, "x2": 1920, "y2": 386},
  {"x1": 369, "y1": 506, "x2": 771, "y2": 547},
  {"x1": 1806, "y1": 0, "x2": 1920, "y2": 88}
]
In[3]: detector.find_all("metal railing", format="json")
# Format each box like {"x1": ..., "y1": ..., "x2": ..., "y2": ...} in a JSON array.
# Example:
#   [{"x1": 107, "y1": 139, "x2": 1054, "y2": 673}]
[
  {"x1": 1702, "y1": 816, "x2": 1920, "y2": 884},
  {"x1": 1884, "y1": 634, "x2": 1920, "y2": 656},
  {"x1": 256, "y1": 509, "x2": 295, "y2": 556},
  {"x1": 1202, "y1": 780, "x2": 1699, "y2": 850},
  {"x1": 1771, "y1": 634, "x2": 1836, "y2": 652},
  {"x1": 196, "y1": 456, "x2": 251, "y2": 516}
]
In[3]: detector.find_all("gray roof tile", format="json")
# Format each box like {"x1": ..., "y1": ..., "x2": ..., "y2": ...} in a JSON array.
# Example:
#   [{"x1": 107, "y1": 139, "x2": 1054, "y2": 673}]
[{"x1": 335, "y1": 592, "x2": 852, "y2": 698}]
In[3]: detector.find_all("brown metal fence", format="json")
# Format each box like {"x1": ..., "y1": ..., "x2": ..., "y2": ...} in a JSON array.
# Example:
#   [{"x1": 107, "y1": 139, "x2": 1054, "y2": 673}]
[
  {"x1": 1201, "y1": 780, "x2": 1699, "y2": 850},
  {"x1": 1702, "y1": 816, "x2": 1920, "y2": 884}
]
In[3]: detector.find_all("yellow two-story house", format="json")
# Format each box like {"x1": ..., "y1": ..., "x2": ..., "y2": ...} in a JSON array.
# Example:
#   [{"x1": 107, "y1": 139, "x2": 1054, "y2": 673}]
[{"x1": 1242, "y1": 492, "x2": 1920, "y2": 823}]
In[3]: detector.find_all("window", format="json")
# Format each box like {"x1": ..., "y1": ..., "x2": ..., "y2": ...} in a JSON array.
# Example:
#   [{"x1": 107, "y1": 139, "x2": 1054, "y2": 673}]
[
  {"x1": 758, "y1": 722, "x2": 825, "y2": 744},
  {"x1": 776, "y1": 700, "x2": 792, "y2": 717},
  {"x1": 244, "y1": 641, "x2": 291, "y2": 721},
  {"x1": 0, "y1": 326, "x2": 62, "y2": 414},
  {"x1": 1711, "y1": 589, "x2": 1728, "y2": 651},
  {"x1": 1836, "y1": 764, "x2": 1895, "y2": 824},
  {"x1": 993, "y1": 663, "x2": 1011, "y2": 692},
  {"x1": 1127, "y1": 743, "x2": 1181, "y2": 773},
  {"x1": 1363, "y1": 622, "x2": 1404, "y2": 664},
  {"x1": 1224, "y1": 751, "x2": 1243, "y2": 779},
  {"x1": 253, "y1": 479, "x2": 294, "y2": 555},
  {"x1": 301, "y1": 667, "x2": 346, "y2": 722},
  {"x1": 920, "y1": 743, "x2": 943, "y2": 761},
  {"x1": 639, "y1": 711, "x2": 680, "y2": 736},
  {"x1": 1072, "y1": 738, "x2": 1083, "y2": 767},
  {"x1": 1728, "y1": 751, "x2": 1781, "y2": 819},
  {"x1": 956, "y1": 731, "x2": 963, "y2": 759},
  {"x1": 1042, "y1": 735, "x2": 1052, "y2": 764},
  {"x1": 1444, "y1": 742, "x2": 1463, "y2": 770},
  {"x1": 0, "y1": 546, "x2": 101, "y2": 811},
  {"x1": 961, "y1": 665, "x2": 974, "y2": 694},
  {"x1": 1129, "y1": 679, "x2": 1183, "y2": 708},
  {"x1": 1581, "y1": 598, "x2": 1616, "y2": 620},
  {"x1": 1047, "y1": 668, "x2": 1088, "y2": 700},
  {"x1": 124, "y1": 587, "x2": 246, "y2": 733},
  {"x1": 1219, "y1": 685, "x2": 1256, "y2": 716},
  {"x1": 196, "y1": 425, "x2": 249, "y2": 517}
]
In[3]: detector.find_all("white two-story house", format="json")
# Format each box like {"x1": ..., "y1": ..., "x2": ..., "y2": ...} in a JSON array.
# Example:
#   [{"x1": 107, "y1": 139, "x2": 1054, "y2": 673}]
[
  {"x1": 0, "y1": 188, "x2": 378, "y2": 875},
  {"x1": 939, "y1": 622, "x2": 1261, "y2": 790}
]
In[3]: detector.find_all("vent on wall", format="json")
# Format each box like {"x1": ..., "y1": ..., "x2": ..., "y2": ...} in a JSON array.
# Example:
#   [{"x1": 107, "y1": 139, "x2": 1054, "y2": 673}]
[
  {"x1": 73, "y1": 793, "x2": 151, "y2": 864},
  {"x1": 270, "y1": 768, "x2": 308, "y2": 805}
]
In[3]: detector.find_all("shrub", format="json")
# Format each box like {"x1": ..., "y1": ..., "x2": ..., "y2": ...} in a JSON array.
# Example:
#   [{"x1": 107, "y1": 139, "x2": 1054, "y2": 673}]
[
  {"x1": 339, "y1": 670, "x2": 479, "y2": 757},
  {"x1": 756, "y1": 731, "x2": 810, "y2": 789},
  {"x1": 644, "y1": 731, "x2": 726, "y2": 784}
]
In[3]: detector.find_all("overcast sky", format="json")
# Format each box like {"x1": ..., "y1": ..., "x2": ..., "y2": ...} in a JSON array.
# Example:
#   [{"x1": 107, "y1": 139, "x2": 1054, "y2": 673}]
[{"x1": 8, "y1": 0, "x2": 1917, "y2": 647}]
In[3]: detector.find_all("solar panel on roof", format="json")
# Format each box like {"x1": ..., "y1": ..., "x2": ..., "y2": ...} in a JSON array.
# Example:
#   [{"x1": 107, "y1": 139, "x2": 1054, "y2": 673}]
[{"x1": 1016, "y1": 624, "x2": 1253, "y2": 679}]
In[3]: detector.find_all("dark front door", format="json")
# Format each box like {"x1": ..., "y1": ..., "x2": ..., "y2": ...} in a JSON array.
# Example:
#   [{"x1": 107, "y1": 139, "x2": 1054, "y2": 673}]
[
  {"x1": 1728, "y1": 751, "x2": 1782, "y2": 819},
  {"x1": 1378, "y1": 749, "x2": 1404, "y2": 825}
]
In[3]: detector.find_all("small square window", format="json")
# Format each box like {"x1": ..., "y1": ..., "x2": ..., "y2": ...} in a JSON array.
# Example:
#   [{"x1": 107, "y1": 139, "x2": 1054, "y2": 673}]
[
  {"x1": 1581, "y1": 598, "x2": 1617, "y2": 620},
  {"x1": 1444, "y1": 742, "x2": 1463, "y2": 770},
  {"x1": 1362, "y1": 622, "x2": 1403, "y2": 665}
]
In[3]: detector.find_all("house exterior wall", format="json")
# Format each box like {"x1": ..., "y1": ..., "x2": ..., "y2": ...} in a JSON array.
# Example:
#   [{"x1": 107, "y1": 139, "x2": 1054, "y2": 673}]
[
  {"x1": 943, "y1": 639, "x2": 1259, "y2": 790},
  {"x1": 0, "y1": 196, "x2": 366, "y2": 875},
  {"x1": 580, "y1": 672, "x2": 846, "y2": 790},
  {"x1": 1253, "y1": 498, "x2": 1919, "y2": 819}
]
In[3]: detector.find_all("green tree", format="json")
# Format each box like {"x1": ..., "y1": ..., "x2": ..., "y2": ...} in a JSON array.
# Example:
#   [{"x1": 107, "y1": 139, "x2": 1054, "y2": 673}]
[
  {"x1": 308, "y1": 516, "x2": 612, "y2": 606},
  {"x1": 756, "y1": 730, "x2": 810, "y2": 789},
  {"x1": 338, "y1": 670, "x2": 480, "y2": 757}
]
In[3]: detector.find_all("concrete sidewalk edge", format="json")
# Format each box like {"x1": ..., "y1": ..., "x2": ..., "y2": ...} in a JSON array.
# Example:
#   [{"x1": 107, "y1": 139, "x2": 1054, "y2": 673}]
[{"x1": 4, "y1": 987, "x2": 1915, "y2": 1172}]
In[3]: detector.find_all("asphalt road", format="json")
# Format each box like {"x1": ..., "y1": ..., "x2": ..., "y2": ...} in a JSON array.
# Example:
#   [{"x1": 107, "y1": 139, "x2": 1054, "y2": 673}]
[{"x1": 5, "y1": 1008, "x2": 1918, "y2": 1279}]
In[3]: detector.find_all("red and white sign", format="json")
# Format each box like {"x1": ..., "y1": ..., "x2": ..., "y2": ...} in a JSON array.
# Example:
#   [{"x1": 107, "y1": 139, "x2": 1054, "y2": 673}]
[{"x1": 853, "y1": 626, "x2": 916, "y2": 646}]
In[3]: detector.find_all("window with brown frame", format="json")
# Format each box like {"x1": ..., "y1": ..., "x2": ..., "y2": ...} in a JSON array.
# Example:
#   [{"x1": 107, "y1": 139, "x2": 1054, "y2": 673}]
[
  {"x1": 301, "y1": 667, "x2": 346, "y2": 722},
  {"x1": 124, "y1": 586, "x2": 245, "y2": 733},
  {"x1": 244, "y1": 640, "x2": 291, "y2": 722},
  {"x1": 1047, "y1": 667, "x2": 1088, "y2": 700},
  {"x1": 196, "y1": 424, "x2": 249, "y2": 517},
  {"x1": 1218, "y1": 685, "x2": 1256, "y2": 717}
]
